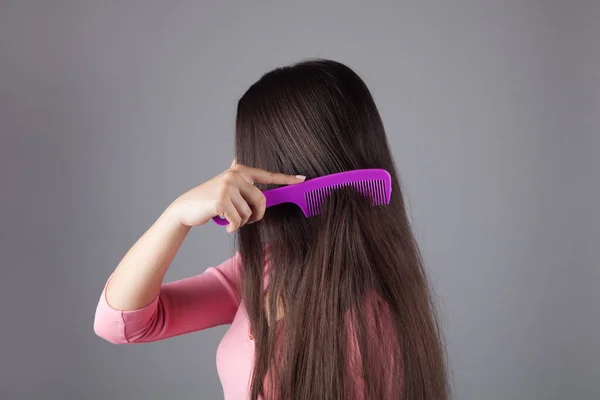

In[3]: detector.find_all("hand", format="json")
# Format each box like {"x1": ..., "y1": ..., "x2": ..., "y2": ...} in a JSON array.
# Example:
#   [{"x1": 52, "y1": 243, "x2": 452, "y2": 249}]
[{"x1": 170, "y1": 163, "x2": 306, "y2": 233}]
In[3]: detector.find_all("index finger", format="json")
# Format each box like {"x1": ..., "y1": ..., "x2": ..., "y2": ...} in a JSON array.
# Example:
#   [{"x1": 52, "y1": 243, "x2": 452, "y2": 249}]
[{"x1": 240, "y1": 166, "x2": 306, "y2": 185}]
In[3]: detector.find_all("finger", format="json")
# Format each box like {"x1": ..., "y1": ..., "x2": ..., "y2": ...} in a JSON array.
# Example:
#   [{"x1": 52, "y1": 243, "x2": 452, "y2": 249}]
[
  {"x1": 217, "y1": 198, "x2": 242, "y2": 233},
  {"x1": 238, "y1": 181, "x2": 267, "y2": 222},
  {"x1": 238, "y1": 166, "x2": 306, "y2": 186},
  {"x1": 230, "y1": 191, "x2": 253, "y2": 227}
]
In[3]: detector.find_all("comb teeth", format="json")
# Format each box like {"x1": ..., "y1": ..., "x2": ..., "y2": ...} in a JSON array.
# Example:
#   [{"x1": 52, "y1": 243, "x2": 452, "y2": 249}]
[{"x1": 304, "y1": 179, "x2": 386, "y2": 217}]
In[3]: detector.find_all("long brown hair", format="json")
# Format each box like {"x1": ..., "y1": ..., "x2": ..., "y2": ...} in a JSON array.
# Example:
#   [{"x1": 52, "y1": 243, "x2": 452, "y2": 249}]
[{"x1": 235, "y1": 59, "x2": 448, "y2": 399}]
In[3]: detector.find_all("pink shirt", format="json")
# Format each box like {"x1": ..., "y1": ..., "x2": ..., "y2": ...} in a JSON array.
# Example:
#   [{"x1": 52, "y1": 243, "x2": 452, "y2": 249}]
[{"x1": 94, "y1": 253, "x2": 398, "y2": 399}]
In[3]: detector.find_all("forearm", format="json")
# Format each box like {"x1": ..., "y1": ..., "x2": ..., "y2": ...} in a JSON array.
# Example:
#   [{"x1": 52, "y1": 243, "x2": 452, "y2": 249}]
[
  {"x1": 105, "y1": 203, "x2": 190, "y2": 311},
  {"x1": 102, "y1": 164, "x2": 302, "y2": 311}
]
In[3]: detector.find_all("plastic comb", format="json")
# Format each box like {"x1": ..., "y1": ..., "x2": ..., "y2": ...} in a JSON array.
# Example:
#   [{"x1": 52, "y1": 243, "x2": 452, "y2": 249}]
[{"x1": 213, "y1": 168, "x2": 392, "y2": 226}]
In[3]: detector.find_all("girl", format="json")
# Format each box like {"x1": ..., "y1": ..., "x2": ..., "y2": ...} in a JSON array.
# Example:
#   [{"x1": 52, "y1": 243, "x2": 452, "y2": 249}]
[{"x1": 94, "y1": 59, "x2": 448, "y2": 399}]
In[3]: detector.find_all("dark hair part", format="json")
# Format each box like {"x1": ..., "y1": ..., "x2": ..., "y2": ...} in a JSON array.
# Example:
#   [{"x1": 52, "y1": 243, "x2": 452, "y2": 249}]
[{"x1": 235, "y1": 59, "x2": 449, "y2": 400}]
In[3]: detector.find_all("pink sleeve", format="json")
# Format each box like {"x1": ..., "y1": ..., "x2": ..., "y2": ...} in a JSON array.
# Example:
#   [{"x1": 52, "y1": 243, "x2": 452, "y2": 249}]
[{"x1": 93, "y1": 253, "x2": 242, "y2": 344}]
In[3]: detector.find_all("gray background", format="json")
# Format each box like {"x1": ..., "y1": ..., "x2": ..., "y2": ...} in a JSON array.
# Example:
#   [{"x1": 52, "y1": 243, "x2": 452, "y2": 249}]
[{"x1": 0, "y1": 1, "x2": 598, "y2": 399}]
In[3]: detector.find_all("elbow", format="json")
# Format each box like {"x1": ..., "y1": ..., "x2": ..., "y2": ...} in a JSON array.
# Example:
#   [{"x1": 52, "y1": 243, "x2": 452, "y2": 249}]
[
  {"x1": 93, "y1": 283, "x2": 131, "y2": 344},
  {"x1": 92, "y1": 284, "x2": 163, "y2": 344},
  {"x1": 93, "y1": 313, "x2": 128, "y2": 344}
]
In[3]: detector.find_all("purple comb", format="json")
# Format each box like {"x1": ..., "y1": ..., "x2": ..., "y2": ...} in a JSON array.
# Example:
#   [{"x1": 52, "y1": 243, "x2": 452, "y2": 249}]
[{"x1": 212, "y1": 168, "x2": 392, "y2": 226}]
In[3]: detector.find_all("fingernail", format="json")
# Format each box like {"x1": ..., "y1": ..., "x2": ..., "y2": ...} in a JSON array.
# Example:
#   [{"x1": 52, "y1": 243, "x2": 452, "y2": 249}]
[{"x1": 296, "y1": 175, "x2": 306, "y2": 181}]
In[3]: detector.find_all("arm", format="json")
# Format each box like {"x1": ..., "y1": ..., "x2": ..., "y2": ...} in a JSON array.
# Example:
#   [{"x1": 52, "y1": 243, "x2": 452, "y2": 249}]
[
  {"x1": 93, "y1": 163, "x2": 305, "y2": 343},
  {"x1": 103, "y1": 205, "x2": 191, "y2": 312},
  {"x1": 94, "y1": 253, "x2": 241, "y2": 343}
]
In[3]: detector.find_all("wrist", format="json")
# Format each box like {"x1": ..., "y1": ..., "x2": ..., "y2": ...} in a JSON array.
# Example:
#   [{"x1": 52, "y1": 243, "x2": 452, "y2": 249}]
[{"x1": 163, "y1": 200, "x2": 188, "y2": 229}]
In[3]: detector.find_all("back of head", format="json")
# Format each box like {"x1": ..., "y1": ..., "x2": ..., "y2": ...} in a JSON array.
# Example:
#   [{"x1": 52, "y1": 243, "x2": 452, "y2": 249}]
[{"x1": 235, "y1": 59, "x2": 448, "y2": 400}]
